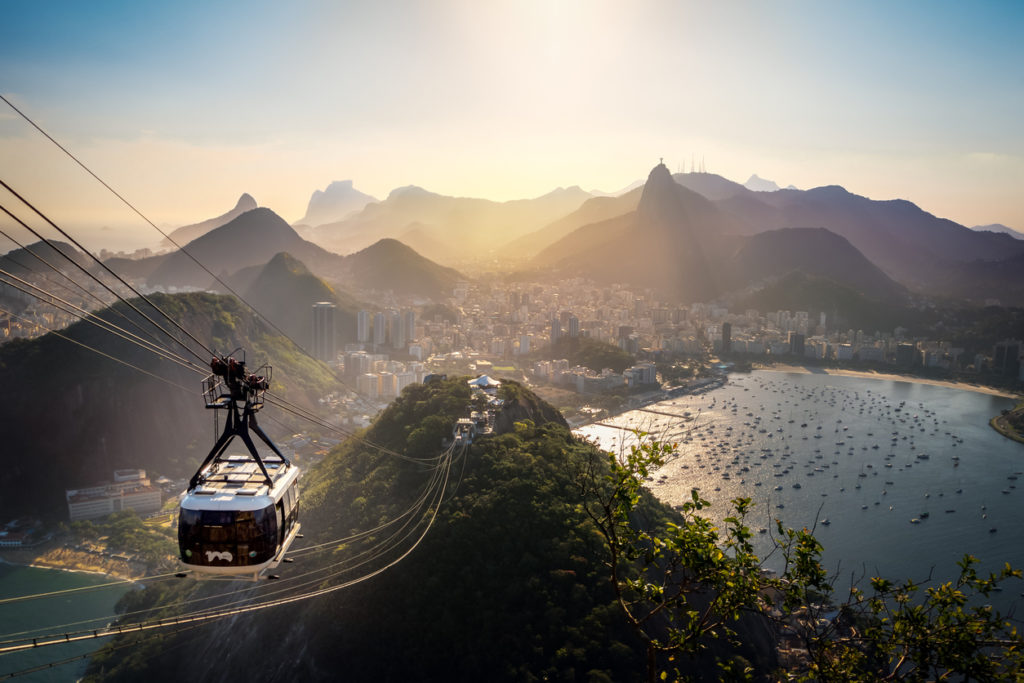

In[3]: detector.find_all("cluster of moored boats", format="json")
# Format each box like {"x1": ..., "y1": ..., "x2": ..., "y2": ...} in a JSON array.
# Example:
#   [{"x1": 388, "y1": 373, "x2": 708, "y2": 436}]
[{"x1": 597, "y1": 376, "x2": 1019, "y2": 538}]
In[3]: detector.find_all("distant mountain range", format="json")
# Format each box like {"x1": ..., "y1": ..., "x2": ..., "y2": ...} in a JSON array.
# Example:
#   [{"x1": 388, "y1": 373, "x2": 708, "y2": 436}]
[
  {"x1": 161, "y1": 193, "x2": 257, "y2": 248},
  {"x1": 517, "y1": 165, "x2": 1024, "y2": 305},
  {"x1": 0, "y1": 239, "x2": 90, "y2": 275},
  {"x1": 296, "y1": 180, "x2": 378, "y2": 228},
  {"x1": 532, "y1": 163, "x2": 907, "y2": 304},
  {"x1": 336, "y1": 238, "x2": 463, "y2": 298},
  {"x1": 744, "y1": 174, "x2": 781, "y2": 192},
  {"x1": 296, "y1": 184, "x2": 592, "y2": 264},
  {"x1": 109, "y1": 167, "x2": 1024, "y2": 307},
  {"x1": 972, "y1": 223, "x2": 1024, "y2": 240},
  {"x1": 106, "y1": 206, "x2": 462, "y2": 302},
  {"x1": 147, "y1": 208, "x2": 338, "y2": 288},
  {"x1": 240, "y1": 252, "x2": 362, "y2": 349},
  {"x1": 587, "y1": 178, "x2": 644, "y2": 197},
  {"x1": 502, "y1": 189, "x2": 642, "y2": 258}
]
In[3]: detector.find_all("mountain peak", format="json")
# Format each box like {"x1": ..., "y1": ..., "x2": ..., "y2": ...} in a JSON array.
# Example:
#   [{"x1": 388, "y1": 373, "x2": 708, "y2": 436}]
[
  {"x1": 744, "y1": 174, "x2": 781, "y2": 192},
  {"x1": 387, "y1": 185, "x2": 437, "y2": 200},
  {"x1": 298, "y1": 180, "x2": 377, "y2": 227},
  {"x1": 972, "y1": 223, "x2": 1024, "y2": 240},
  {"x1": 648, "y1": 161, "x2": 672, "y2": 181},
  {"x1": 162, "y1": 193, "x2": 261, "y2": 247},
  {"x1": 637, "y1": 162, "x2": 682, "y2": 220},
  {"x1": 236, "y1": 193, "x2": 257, "y2": 210}
]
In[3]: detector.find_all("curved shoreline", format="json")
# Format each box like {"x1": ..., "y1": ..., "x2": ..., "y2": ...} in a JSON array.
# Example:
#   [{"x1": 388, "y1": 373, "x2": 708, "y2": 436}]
[
  {"x1": 990, "y1": 404, "x2": 1024, "y2": 445},
  {"x1": 0, "y1": 546, "x2": 148, "y2": 582},
  {"x1": 758, "y1": 364, "x2": 1022, "y2": 400}
]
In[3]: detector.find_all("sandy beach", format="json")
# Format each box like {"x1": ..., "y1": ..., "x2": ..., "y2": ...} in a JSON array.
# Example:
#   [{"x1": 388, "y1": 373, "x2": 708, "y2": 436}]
[
  {"x1": 760, "y1": 364, "x2": 1023, "y2": 400},
  {"x1": 0, "y1": 543, "x2": 147, "y2": 582}
]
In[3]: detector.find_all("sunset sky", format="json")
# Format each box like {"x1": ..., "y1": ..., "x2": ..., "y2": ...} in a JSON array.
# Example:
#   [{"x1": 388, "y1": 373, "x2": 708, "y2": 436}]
[{"x1": 2, "y1": 0, "x2": 1022, "y2": 251}]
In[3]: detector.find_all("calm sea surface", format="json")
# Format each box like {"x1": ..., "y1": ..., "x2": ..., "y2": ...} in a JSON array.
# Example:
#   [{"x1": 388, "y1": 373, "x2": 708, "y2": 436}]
[
  {"x1": 0, "y1": 564, "x2": 132, "y2": 681},
  {"x1": 576, "y1": 370, "x2": 1024, "y2": 612}
]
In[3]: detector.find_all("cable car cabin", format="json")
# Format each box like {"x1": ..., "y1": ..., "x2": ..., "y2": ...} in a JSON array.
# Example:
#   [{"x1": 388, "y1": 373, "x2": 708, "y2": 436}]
[{"x1": 178, "y1": 454, "x2": 300, "y2": 580}]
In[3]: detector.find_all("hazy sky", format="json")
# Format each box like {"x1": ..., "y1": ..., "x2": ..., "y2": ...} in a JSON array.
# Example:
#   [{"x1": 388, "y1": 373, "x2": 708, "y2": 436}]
[{"x1": 1, "y1": 0, "x2": 1022, "y2": 250}]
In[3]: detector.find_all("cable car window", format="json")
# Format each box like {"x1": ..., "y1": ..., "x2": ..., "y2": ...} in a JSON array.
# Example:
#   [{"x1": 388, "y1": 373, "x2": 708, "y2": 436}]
[
  {"x1": 201, "y1": 510, "x2": 235, "y2": 544},
  {"x1": 254, "y1": 505, "x2": 276, "y2": 549},
  {"x1": 235, "y1": 510, "x2": 257, "y2": 542},
  {"x1": 276, "y1": 503, "x2": 284, "y2": 544},
  {"x1": 178, "y1": 508, "x2": 202, "y2": 548}
]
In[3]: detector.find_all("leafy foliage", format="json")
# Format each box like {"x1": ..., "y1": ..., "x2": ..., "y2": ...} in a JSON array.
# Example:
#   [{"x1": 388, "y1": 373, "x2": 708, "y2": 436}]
[
  {"x1": 70, "y1": 510, "x2": 177, "y2": 568},
  {"x1": 0, "y1": 292, "x2": 344, "y2": 518},
  {"x1": 581, "y1": 434, "x2": 1024, "y2": 681},
  {"x1": 544, "y1": 336, "x2": 636, "y2": 373},
  {"x1": 82, "y1": 383, "x2": 1023, "y2": 682}
]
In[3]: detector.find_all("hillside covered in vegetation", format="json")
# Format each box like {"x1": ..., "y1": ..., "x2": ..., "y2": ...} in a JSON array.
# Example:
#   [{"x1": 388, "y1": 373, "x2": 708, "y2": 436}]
[
  {"x1": 84, "y1": 377, "x2": 1024, "y2": 681},
  {"x1": 0, "y1": 292, "x2": 342, "y2": 517},
  {"x1": 85, "y1": 377, "x2": 775, "y2": 681}
]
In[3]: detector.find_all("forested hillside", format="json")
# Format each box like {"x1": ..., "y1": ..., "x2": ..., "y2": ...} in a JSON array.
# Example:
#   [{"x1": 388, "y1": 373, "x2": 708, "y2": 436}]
[
  {"x1": 0, "y1": 293, "x2": 341, "y2": 517},
  {"x1": 85, "y1": 378, "x2": 775, "y2": 682}
]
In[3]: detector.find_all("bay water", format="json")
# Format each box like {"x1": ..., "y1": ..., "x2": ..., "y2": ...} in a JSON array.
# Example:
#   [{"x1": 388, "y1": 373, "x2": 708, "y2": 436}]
[
  {"x1": 0, "y1": 563, "x2": 133, "y2": 681},
  {"x1": 576, "y1": 370, "x2": 1023, "y2": 612}
]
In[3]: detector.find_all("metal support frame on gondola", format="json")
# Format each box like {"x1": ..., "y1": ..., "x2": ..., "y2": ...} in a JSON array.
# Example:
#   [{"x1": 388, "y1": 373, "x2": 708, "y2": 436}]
[{"x1": 189, "y1": 355, "x2": 289, "y2": 491}]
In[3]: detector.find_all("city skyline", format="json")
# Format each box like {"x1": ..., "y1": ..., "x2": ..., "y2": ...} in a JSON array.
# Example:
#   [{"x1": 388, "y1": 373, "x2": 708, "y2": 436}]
[{"x1": 2, "y1": 0, "x2": 1022, "y2": 251}]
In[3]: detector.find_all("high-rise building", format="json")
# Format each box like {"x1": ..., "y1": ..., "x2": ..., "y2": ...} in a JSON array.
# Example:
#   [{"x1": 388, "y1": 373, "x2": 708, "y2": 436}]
[
  {"x1": 896, "y1": 343, "x2": 918, "y2": 366},
  {"x1": 518, "y1": 334, "x2": 531, "y2": 355},
  {"x1": 356, "y1": 373, "x2": 380, "y2": 399},
  {"x1": 404, "y1": 310, "x2": 416, "y2": 342},
  {"x1": 373, "y1": 312, "x2": 386, "y2": 347},
  {"x1": 550, "y1": 317, "x2": 561, "y2": 345},
  {"x1": 721, "y1": 322, "x2": 732, "y2": 354},
  {"x1": 788, "y1": 331, "x2": 805, "y2": 356},
  {"x1": 993, "y1": 340, "x2": 1022, "y2": 377},
  {"x1": 357, "y1": 310, "x2": 370, "y2": 343},
  {"x1": 311, "y1": 302, "x2": 337, "y2": 362},
  {"x1": 390, "y1": 310, "x2": 405, "y2": 350},
  {"x1": 568, "y1": 315, "x2": 580, "y2": 338}
]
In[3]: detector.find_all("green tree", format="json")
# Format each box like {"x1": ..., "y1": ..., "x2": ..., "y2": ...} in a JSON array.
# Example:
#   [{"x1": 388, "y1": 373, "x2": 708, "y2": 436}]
[{"x1": 579, "y1": 434, "x2": 1024, "y2": 682}]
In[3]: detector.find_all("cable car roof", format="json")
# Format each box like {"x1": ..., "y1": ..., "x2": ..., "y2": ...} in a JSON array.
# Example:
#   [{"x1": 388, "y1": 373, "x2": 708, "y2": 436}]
[{"x1": 183, "y1": 455, "x2": 298, "y2": 510}]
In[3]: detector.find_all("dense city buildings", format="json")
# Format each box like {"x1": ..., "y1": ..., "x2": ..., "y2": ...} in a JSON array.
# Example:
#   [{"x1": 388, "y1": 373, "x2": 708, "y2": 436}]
[{"x1": 380, "y1": 278, "x2": 1024, "y2": 392}]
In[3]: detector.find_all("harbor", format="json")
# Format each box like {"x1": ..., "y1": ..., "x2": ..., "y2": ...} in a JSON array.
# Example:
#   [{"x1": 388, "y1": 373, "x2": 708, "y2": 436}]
[{"x1": 576, "y1": 369, "x2": 1024, "y2": 612}]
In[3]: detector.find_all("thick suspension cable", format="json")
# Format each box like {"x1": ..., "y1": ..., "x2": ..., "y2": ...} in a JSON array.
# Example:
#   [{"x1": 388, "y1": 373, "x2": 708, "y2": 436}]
[
  {"x1": 0, "y1": 444, "x2": 455, "y2": 658},
  {"x1": 0, "y1": 307, "x2": 201, "y2": 395},
  {"x1": 0, "y1": 622, "x2": 208, "y2": 680},
  {"x1": 0, "y1": 93, "x2": 382, "y2": 411},
  {"x1": 0, "y1": 572, "x2": 183, "y2": 608},
  {"x1": 0, "y1": 223, "x2": 169, "y2": 348},
  {"x1": 0, "y1": 269, "x2": 206, "y2": 374},
  {"x1": 0, "y1": 201, "x2": 209, "y2": 366},
  {"x1": 0, "y1": 188, "x2": 214, "y2": 363},
  {"x1": 263, "y1": 392, "x2": 441, "y2": 465},
  {"x1": 0, "y1": 444, "x2": 452, "y2": 641}
]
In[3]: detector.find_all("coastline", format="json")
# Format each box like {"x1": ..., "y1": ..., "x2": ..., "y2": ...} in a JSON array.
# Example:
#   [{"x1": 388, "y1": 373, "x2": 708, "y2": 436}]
[
  {"x1": 0, "y1": 543, "x2": 148, "y2": 582},
  {"x1": 569, "y1": 365, "x2": 1022, "y2": 437},
  {"x1": 758, "y1": 364, "x2": 1022, "y2": 400},
  {"x1": 990, "y1": 402, "x2": 1024, "y2": 445},
  {"x1": 565, "y1": 376, "x2": 726, "y2": 429}
]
